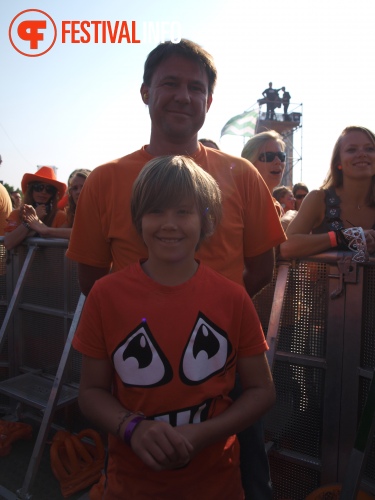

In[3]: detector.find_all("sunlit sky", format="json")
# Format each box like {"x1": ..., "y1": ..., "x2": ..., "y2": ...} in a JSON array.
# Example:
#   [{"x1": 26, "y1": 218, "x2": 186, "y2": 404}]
[{"x1": 0, "y1": 0, "x2": 373, "y2": 191}]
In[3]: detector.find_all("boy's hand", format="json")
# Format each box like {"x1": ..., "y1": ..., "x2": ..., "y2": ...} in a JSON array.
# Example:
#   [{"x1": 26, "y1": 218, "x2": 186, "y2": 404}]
[
  {"x1": 173, "y1": 423, "x2": 206, "y2": 457},
  {"x1": 130, "y1": 420, "x2": 194, "y2": 471}
]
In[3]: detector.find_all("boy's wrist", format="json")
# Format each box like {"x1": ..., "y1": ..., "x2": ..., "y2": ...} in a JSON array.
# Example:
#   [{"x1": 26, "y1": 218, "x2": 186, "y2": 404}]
[{"x1": 124, "y1": 414, "x2": 146, "y2": 446}]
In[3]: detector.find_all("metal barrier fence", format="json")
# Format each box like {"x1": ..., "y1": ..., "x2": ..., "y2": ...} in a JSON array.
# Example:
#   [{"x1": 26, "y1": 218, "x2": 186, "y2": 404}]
[
  {"x1": 253, "y1": 253, "x2": 375, "y2": 499},
  {"x1": 0, "y1": 238, "x2": 81, "y2": 392},
  {"x1": 0, "y1": 238, "x2": 84, "y2": 499},
  {"x1": 0, "y1": 238, "x2": 375, "y2": 499}
]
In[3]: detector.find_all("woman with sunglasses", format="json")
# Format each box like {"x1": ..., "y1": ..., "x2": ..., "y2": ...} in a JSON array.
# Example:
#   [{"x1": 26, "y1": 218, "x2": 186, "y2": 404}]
[
  {"x1": 280, "y1": 126, "x2": 375, "y2": 260},
  {"x1": 4, "y1": 166, "x2": 67, "y2": 250},
  {"x1": 23, "y1": 168, "x2": 92, "y2": 241},
  {"x1": 242, "y1": 130, "x2": 286, "y2": 217}
]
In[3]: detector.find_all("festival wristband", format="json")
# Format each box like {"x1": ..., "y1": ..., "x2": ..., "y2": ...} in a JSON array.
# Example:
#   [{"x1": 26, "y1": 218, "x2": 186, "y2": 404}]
[
  {"x1": 328, "y1": 231, "x2": 337, "y2": 248},
  {"x1": 124, "y1": 415, "x2": 146, "y2": 446},
  {"x1": 22, "y1": 221, "x2": 31, "y2": 231},
  {"x1": 336, "y1": 227, "x2": 369, "y2": 263}
]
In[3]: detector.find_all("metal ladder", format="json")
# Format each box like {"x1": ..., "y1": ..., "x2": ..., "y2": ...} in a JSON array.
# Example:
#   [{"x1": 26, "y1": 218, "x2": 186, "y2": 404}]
[{"x1": 0, "y1": 245, "x2": 85, "y2": 499}]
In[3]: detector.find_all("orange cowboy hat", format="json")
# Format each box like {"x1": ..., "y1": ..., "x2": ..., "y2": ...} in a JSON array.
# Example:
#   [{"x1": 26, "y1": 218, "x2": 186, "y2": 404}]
[{"x1": 21, "y1": 166, "x2": 67, "y2": 200}]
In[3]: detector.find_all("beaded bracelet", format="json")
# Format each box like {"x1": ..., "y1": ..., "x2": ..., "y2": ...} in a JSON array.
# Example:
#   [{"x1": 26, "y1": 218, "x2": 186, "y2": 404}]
[
  {"x1": 124, "y1": 415, "x2": 146, "y2": 446},
  {"x1": 22, "y1": 221, "x2": 31, "y2": 230}
]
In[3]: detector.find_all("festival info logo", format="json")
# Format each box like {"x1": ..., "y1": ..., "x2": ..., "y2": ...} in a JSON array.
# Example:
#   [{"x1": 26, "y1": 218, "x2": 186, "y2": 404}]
[
  {"x1": 9, "y1": 9, "x2": 57, "y2": 57},
  {"x1": 9, "y1": 10, "x2": 182, "y2": 57}
]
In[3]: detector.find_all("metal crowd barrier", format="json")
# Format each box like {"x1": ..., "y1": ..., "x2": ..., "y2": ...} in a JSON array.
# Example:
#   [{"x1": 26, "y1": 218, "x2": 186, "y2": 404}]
[
  {"x1": 253, "y1": 252, "x2": 375, "y2": 499},
  {"x1": 0, "y1": 238, "x2": 375, "y2": 499}
]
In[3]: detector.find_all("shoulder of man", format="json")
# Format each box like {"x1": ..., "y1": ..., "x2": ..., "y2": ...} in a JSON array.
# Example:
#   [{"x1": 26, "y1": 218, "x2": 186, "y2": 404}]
[
  {"x1": 84, "y1": 147, "x2": 152, "y2": 185},
  {"x1": 203, "y1": 147, "x2": 259, "y2": 175}
]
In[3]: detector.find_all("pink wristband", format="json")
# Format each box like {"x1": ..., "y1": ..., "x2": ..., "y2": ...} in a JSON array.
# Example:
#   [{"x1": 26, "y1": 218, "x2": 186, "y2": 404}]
[
  {"x1": 124, "y1": 415, "x2": 146, "y2": 445},
  {"x1": 328, "y1": 231, "x2": 337, "y2": 248}
]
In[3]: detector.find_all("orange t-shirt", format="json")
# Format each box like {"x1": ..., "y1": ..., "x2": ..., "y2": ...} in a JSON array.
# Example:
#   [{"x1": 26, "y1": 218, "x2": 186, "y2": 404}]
[
  {"x1": 67, "y1": 145, "x2": 286, "y2": 286},
  {"x1": 73, "y1": 262, "x2": 268, "y2": 499}
]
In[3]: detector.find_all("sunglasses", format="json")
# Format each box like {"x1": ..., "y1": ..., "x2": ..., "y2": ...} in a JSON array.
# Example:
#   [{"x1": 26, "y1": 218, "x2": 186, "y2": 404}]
[
  {"x1": 258, "y1": 151, "x2": 286, "y2": 162},
  {"x1": 295, "y1": 193, "x2": 307, "y2": 200},
  {"x1": 31, "y1": 183, "x2": 57, "y2": 195}
]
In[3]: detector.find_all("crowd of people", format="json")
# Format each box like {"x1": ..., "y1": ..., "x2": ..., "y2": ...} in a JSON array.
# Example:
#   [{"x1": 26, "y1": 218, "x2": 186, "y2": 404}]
[
  {"x1": 1, "y1": 167, "x2": 91, "y2": 249},
  {"x1": 1, "y1": 38, "x2": 375, "y2": 499}
]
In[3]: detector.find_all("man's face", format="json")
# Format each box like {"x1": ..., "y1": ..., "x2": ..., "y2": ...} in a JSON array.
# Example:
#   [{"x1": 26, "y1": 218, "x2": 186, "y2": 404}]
[{"x1": 141, "y1": 55, "x2": 212, "y2": 145}]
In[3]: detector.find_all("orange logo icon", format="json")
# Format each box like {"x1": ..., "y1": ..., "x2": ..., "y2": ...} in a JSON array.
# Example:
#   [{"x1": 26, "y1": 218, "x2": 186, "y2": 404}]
[{"x1": 9, "y1": 9, "x2": 57, "y2": 57}]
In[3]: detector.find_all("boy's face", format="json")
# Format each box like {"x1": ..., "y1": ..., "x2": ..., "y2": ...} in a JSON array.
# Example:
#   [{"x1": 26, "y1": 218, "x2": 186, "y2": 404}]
[{"x1": 141, "y1": 200, "x2": 201, "y2": 266}]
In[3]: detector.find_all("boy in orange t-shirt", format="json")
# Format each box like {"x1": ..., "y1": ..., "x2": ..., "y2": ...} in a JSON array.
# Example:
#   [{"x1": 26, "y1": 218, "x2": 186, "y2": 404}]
[{"x1": 73, "y1": 155, "x2": 275, "y2": 499}]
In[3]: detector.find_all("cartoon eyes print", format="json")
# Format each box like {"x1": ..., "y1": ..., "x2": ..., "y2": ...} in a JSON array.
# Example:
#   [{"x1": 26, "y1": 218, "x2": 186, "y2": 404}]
[
  {"x1": 112, "y1": 323, "x2": 173, "y2": 387},
  {"x1": 180, "y1": 314, "x2": 232, "y2": 385},
  {"x1": 112, "y1": 313, "x2": 233, "y2": 388}
]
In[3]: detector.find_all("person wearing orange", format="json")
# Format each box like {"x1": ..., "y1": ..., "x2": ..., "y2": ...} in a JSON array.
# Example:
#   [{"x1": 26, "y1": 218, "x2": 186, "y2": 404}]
[
  {"x1": 67, "y1": 40, "x2": 285, "y2": 298},
  {"x1": 73, "y1": 156, "x2": 275, "y2": 499},
  {"x1": 67, "y1": 39, "x2": 285, "y2": 500},
  {"x1": 4, "y1": 166, "x2": 66, "y2": 250},
  {"x1": 25, "y1": 168, "x2": 91, "y2": 239},
  {"x1": 0, "y1": 183, "x2": 12, "y2": 237}
]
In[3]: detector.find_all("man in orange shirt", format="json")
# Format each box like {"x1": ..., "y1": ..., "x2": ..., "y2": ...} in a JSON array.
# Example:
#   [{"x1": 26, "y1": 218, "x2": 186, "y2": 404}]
[
  {"x1": 67, "y1": 40, "x2": 285, "y2": 298},
  {"x1": 67, "y1": 39, "x2": 285, "y2": 499}
]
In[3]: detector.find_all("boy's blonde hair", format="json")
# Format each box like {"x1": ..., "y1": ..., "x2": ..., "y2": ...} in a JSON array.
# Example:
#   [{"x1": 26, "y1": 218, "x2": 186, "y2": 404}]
[{"x1": 131, "y1": 155, "x2": 222, "y2": 243}]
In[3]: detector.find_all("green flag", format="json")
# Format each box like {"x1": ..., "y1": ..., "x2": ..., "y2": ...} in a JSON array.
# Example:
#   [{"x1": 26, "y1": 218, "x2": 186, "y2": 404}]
[{"x1": 220, "y1": 110, "x2": 258, "y2": 138}]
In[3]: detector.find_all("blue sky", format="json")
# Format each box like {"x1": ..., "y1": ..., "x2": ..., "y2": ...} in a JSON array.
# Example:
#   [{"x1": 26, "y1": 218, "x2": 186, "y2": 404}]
[{"x1": 0, "y1": 0, "x2": 374, "y2": 191}]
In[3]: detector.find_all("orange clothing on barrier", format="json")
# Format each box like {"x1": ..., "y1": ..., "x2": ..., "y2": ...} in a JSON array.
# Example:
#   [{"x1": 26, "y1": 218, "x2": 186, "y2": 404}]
[
  {"x1": 66, "y1": 144, "x2": 285, "y2": 286},
  {"x1": 73, "y1": 261, "x2": 268, "y2": 499}
]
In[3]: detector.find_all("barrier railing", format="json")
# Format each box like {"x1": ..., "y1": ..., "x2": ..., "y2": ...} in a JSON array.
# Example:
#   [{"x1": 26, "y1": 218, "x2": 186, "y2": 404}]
[{"x1": 253, "y1": 253, "x2": 375, "y2": 499}]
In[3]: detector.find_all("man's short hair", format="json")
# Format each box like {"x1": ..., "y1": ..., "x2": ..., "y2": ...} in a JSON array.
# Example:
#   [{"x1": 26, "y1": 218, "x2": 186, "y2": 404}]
[
  {"x1": 143, "y1": 39, "x2": 217, "y2": 95},
  {"x1": 131, "y1": 155, "x2": 222, "y2": 243}
]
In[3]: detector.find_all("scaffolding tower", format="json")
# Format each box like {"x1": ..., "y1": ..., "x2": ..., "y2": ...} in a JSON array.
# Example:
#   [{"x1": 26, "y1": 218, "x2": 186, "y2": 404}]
[{"x1": 256, "y1": 101, "x2": 303, "y2": 187}]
